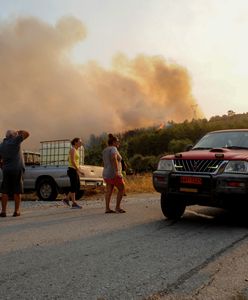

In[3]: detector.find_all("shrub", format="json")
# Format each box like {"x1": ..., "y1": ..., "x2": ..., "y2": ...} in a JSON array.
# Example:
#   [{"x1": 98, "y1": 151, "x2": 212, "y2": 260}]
[
  {"x1": 168, "y1": 138, "x2": 193, "y2": 153},
  {"x1": 129, "y1": 154, "x2": 159, "y2": 173}
]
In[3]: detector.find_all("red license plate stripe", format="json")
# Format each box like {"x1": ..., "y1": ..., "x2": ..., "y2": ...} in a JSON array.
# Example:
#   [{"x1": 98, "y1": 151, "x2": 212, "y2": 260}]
[{"x1": 180, "y1": 176, "x2": 202, "y2": 185}]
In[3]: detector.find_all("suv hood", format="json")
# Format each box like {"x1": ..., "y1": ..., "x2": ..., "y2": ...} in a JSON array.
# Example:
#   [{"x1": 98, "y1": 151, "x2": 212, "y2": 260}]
[{"x1": 163, "y1": 148, "x2": 248, "y2": 161}]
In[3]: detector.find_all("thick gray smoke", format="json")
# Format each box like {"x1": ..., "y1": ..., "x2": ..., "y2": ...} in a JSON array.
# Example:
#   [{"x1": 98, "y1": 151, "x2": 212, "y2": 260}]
[{"x1": 0, "y1": 16, "x2": 203, "y2": 149}]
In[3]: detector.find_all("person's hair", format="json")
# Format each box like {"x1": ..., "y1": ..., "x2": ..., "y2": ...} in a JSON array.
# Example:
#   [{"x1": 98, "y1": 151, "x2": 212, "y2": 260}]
[
  {"x1": 71, "y1": 137, "x2": 81, "y2": 146},
  {"x1": 108, "y1": 133, "x2": 118, "y2": 146},
  {"x1": 6, "y1": 130, "x2": 16, "y2": 138}
]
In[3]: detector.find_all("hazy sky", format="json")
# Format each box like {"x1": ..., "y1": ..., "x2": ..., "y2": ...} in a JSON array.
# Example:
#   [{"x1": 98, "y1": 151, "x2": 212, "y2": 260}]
[{"x1": 0, "y1": 0, "x2": 247, "y2": 146}]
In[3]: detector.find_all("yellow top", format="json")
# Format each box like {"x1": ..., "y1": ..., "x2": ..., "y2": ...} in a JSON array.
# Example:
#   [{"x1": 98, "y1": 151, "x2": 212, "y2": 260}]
[{"x1": 68, "y1": 148, "x2": 80, "y2": 169}]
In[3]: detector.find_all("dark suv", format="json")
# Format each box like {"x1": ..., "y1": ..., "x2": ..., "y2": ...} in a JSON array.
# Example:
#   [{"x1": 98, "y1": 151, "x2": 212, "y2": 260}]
[{"x1": 153, "y1": 129, "x2": 248, "y2": 220}]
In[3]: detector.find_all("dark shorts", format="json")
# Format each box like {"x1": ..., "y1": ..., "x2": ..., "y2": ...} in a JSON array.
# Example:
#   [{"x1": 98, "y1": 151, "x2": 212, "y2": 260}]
[
  {"x1": 1, "y1": 169, "x2": 24, "y2": 194},
  {"x1": 67, "y1": 167, "x2": 80, "y2": 193}
]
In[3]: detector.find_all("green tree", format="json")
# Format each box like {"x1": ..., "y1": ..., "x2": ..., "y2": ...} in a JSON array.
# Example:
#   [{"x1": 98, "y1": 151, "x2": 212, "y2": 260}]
[
  {"x1": 168, "y1": 138, "x2": 193, "y2": 153},
  {"x1": 84, "y1": 112, "x2": 248, "y2": 171}
]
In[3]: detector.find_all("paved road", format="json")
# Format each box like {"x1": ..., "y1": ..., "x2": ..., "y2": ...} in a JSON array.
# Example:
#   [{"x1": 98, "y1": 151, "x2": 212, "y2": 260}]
[{"x1": 1, "y1": 193, "x2": 248, "y2": 299}]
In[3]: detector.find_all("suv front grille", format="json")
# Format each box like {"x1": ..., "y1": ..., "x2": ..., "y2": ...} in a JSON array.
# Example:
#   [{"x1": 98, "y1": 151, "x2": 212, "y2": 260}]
[{"x1": 174, "y1": 159, "x2": 223, "y2": 173}]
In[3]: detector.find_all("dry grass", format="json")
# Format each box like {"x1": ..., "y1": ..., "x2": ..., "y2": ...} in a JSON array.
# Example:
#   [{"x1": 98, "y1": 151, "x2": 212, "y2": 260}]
[
  {"x1": 85, "y1": 173, "x2": 155, "y2": 196},
  {"x1": 124, "y1": 173, "x2": 154, "y2": 193},
  {"x1": 232, "y1": 295, "x2": 248, "y2": 300},
  {"x1": 20, "y1": 174, "x2": 155, "y2": 200}
]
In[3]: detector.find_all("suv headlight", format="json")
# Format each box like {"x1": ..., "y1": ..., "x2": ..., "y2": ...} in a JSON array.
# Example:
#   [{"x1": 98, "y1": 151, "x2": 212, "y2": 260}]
[
  {"x1": 157, "y1": 159, "x2": 173, "y2": 171},
  {"x1": 224, "y1": 161, "x2": 248, "y2": 173}
]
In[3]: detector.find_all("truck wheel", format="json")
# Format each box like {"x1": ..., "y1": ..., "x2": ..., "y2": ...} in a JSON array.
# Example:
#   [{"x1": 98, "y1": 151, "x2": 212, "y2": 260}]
[
  {"x1": 161, "y1": 193, "x2": 186, "y2": 220},
  {"x1": 37, "y1": 178, "x2": 58, "y2": 201}
]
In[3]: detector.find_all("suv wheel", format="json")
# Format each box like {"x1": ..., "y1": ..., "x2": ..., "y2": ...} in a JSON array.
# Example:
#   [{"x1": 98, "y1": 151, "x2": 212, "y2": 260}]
[
  {"x1": 161, "y1": 193, "x2": 186, "y2": 220},
  {"x1": 37, "y1": 178, "x2": 58, "y2": 201}
]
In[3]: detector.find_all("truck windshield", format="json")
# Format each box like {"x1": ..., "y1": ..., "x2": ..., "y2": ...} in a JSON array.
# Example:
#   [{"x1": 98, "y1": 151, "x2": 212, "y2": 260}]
[{"x1": 192, "y1": 131, "x2": 248, "y2": 150}]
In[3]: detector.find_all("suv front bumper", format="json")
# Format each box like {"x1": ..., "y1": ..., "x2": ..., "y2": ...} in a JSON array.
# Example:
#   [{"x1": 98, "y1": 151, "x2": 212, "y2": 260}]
[{"x1": 153, "y1": 171, "x2": 248, "y2": 207}]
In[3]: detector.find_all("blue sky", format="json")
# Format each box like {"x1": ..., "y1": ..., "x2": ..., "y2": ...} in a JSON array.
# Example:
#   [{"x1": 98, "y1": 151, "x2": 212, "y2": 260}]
[{"x1": 1, "y1": 0, "x2": 248, "y2": 119}]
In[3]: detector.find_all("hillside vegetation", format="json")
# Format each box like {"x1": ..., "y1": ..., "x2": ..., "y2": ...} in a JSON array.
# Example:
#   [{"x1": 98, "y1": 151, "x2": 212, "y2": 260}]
[{"x1": 85, "y1": 112, "x2": 248, "y2": 173}]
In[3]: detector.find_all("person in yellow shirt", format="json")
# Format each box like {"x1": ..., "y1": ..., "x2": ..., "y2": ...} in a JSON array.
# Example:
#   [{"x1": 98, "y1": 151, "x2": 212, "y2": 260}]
[{"x1": 63, "y1": 137, "x2": 84, "y2": 209}]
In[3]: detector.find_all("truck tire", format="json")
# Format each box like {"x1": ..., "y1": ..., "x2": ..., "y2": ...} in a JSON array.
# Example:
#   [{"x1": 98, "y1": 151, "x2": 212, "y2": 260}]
[
  {"x1": 161, "y1": 193, "x2": 186, "y2": 220},
  {"x1": 36, "y1": 178, "x2": 58, "y2": 201}
]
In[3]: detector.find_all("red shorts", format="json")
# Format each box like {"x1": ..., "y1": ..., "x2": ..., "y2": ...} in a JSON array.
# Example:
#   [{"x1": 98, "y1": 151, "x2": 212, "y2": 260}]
[{"x1": 104, "y1": 176, "x2": 124, "y2": 186}]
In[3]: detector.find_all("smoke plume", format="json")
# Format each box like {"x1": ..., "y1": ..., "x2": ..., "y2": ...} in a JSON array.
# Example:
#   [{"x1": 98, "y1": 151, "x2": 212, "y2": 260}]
[{"x1": 0, "y1": 16, "x2": 203, "y2": 149}]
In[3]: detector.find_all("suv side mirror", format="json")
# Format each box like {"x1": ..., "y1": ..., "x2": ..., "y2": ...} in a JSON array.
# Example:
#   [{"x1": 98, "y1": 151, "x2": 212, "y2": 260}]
[{"x1": 185, "y1": 144, "x2": 193, "y2": 151}]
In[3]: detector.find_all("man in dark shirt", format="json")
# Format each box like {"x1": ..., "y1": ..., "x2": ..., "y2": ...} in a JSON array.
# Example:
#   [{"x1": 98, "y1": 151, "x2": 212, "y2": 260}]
[{"x1": 0, "y1": 130, "x2": 30, "y2": 217}]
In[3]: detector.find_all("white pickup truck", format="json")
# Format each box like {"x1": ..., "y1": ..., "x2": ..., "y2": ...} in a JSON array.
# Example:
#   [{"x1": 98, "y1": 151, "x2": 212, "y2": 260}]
[{"x1": 0, "y1": 140, "x2": 104, "y2": 201}]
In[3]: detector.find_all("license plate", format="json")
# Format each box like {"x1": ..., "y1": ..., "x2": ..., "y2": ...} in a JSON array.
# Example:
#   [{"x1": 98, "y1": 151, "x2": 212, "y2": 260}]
[
  {"x1": 180, "y1": 176, "x2": 202, "y2": 185},
  {"x1": 180, "y1": 187, "x2": 198, "y2": 193}
]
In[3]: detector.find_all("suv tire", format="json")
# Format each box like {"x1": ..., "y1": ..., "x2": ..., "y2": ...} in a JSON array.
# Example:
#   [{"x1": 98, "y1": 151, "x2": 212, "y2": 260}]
[{"x1": 161, "y1": 193, "x2": 186, "y2": 220}]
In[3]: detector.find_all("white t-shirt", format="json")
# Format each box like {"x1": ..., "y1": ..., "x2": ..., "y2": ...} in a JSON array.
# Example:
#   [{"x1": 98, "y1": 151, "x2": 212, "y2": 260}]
[{"x1": 102, "y1": 146, "x2": 122, "y2": 179}]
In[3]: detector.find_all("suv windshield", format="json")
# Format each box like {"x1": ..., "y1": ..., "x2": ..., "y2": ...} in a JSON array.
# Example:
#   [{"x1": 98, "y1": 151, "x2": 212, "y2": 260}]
[{"x1": 192, "y1": 131, "x2": 248, "y2": 150}]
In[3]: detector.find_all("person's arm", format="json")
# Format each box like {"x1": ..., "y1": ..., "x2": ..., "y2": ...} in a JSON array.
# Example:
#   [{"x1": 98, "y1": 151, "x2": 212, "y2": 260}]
[
  {"x1": 17, "y1": 130, "x2": 30, "y2": 140},
  {"x1": 112, "y1": 152, "x2": 119, "y2": 177}
]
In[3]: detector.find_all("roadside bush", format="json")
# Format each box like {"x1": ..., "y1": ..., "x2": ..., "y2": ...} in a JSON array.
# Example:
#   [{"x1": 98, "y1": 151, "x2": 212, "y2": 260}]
[
  {"x1": 168, "y1": 138, "x2": 193, "y2": 153},
  {"x1": 129, "y1": 154, "x2": 158, "y2": 173}
]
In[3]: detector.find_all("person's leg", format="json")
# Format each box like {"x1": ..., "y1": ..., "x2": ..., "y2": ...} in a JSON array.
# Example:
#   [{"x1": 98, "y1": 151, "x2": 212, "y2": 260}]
[
  {"x1": 1, "y1": 193, "x2": 8, "y2": 214},
  {"x1": 115, "y1": 181, "x2": 125, "y2": 212},
  {"x1": 13, "y1": 193, "x2": 21, "y2": 215},
  {"x1": 122, "y1": 172, "x2": 127, "y2": 196},
  {"x1": 70, "y1": 169, "x2": 81, "y2": 206},
  {"x1": 72, "y1": 172, "x2": 80, "y2": 205},
  {"x1": 105, "y1": 183, "x2": 114, "y2": 212},
  {"x1": 71, "y1": 192, "x2": 82, "y2": 208},
  {"x1": 1, "y1": 170, "x2": 10, "y2": 215},
  {"x1": 63, "y1": 169, "x2": 75, "y2": 206},
  {"x1": 64, "y1": 191, "x2": 78, "y2": 207},
  {"x1": 12, "y1": 171, "x2": 23, "y2": 216},
  {"x1": 70, "y1": 192, "x2": 76, "y2": 204},
  {"x1": 66, "y1": 192, "x2": 71, "y2": 201}
]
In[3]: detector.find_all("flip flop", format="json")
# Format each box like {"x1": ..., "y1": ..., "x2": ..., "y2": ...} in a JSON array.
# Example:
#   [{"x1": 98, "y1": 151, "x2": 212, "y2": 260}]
[
  {"x1": 115, "y1": 208, "x2": 126, "y2": 213},
  {"x1": 105, "y1": 210, "x2": 116, "y2": 214},
  {"x1": 13, "y1": 212, "x2": 20, "y2": 217}
]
